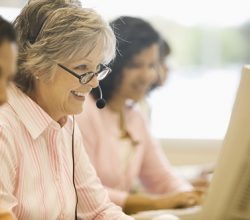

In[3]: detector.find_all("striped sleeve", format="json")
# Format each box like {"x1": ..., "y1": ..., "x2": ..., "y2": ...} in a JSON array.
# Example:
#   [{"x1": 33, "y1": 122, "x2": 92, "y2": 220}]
[{"x1": 0, "y1": 125, "x2": 18, "y2": 219}]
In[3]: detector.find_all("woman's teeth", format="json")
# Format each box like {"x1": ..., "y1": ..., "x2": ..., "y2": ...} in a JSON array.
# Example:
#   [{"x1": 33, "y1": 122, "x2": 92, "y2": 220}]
[{"x1": 72, "y1": 91, "x2": 85, "y2": 97}]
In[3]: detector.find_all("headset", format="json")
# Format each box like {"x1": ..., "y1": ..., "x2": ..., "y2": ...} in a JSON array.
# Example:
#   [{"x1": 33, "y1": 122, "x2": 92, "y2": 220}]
[{"x1": 72, "y1": 86, "x2": 105, "y2": 219}]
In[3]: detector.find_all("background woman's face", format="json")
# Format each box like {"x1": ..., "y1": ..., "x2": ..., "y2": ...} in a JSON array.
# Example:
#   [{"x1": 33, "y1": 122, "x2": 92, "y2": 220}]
[
  {"x1": 35, "y1": 44, "x2": 103, "y2": 120},
  {"x1": 118, "y1": 43, "x2": 159, "y2": 102},
  {"x1": 0, "y1": 41, "x2": 17, "y2": 105}
]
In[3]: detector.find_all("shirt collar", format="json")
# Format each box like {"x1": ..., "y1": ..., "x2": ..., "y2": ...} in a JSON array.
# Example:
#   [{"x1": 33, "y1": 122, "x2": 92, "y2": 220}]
[{"x1": 7, "y1": 84, "x2": 61, "y2": 139}]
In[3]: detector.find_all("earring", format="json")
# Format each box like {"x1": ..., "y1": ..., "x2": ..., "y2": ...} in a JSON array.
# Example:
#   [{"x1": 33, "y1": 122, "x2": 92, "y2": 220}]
[{"x1": 35, "y1": 75, "x2": 39, "y2": 80}]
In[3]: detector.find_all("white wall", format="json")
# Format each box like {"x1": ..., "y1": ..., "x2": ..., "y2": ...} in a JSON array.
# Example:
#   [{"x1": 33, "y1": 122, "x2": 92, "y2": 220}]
[
  {"x1": 160, "y1": 138, "x2": 222, "y2": 165},
  {"x1": 0, "y1": 0, "x2": 26, "y2": 8}
]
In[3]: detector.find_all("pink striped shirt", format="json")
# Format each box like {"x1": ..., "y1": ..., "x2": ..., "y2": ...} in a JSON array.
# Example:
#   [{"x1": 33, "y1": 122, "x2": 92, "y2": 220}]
[
  {"x1": 0, "y1": 84, "x2": 133, "y2": 220},
  {"x1": 76, "y1": 97, "x2": 192, "y2": 207}
]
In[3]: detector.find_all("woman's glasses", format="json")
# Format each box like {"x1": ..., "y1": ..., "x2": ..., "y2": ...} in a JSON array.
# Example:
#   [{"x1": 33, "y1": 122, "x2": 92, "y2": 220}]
[{"x1": 58, "y1": 63, "x2": 111, "y2": 85}]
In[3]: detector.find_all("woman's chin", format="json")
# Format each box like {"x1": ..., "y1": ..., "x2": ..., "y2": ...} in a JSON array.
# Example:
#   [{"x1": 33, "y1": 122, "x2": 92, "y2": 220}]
[
  {"x1": 131, "y1": 94, "x2": 145, "y2": 102},
  {"x1": 70, "y1": 106, "x2": 83, "y2": 115}
]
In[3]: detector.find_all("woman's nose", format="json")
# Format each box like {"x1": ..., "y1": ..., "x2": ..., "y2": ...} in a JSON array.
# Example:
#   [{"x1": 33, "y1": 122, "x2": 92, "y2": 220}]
[{"x1": 88, "y1": 75, "x2": 99, "y2": 88}]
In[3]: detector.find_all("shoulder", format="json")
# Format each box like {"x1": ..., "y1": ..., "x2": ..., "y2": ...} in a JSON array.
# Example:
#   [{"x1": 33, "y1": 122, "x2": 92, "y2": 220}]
[
  {"x1": 0, "y1": 104, "x2": 20, "y2": 158},
  {"x1": 124, "y1": 104, "x2": 153, "y2": 140},
  {"x1": 125, "y1": 103, "x2": 148, "y2": 125}
]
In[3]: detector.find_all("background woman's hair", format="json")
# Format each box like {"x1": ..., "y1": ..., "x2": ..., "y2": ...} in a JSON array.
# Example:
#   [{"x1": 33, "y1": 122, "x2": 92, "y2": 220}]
[
  {"x1": 0, "y1": 16, "x2": 16, "y2": 44},
  {"x1": 13, "y1": 0, "x2": 116, "y2": 93},
  {"x1": 91, "y1": 16, "x2": 160, "y2": 103},
  {"x1": 159, "y1": 38, "x2": 171, "y2": 62}
]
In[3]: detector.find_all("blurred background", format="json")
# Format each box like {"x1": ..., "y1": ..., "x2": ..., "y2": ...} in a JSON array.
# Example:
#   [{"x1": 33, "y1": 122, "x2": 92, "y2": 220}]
[{"x1": 1, "y1": 0, "x2": 249, "y2": 165}]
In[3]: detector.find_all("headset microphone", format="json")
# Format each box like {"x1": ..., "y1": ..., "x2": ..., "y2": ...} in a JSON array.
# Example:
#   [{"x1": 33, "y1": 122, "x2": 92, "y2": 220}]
[{"x1": 96, "y1": 85, "x2": 106, "y2": 109}]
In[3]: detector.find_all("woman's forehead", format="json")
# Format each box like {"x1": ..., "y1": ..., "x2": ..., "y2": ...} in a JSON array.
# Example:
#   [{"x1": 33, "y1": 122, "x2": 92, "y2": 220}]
[
  {"x1": 67, "y1": 54, "x2": 103, "y2": 67},
  {"x1": 63, "y1": 34, "x2": 113, "y2": 66}
]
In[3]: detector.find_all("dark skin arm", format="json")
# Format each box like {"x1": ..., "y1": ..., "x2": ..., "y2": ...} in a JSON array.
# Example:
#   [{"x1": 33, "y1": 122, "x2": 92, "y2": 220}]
[{"x1": 123, "y1": 190, "x2": 204, "y2": 215}]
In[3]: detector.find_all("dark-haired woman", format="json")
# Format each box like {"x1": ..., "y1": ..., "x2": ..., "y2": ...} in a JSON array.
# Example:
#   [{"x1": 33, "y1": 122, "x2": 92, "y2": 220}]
[{"x1": 76, "y1": 16, "x2": 202, "y2": 214}]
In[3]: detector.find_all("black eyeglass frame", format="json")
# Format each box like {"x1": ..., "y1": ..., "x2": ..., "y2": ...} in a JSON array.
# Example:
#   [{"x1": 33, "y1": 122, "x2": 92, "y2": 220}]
[{"x1": 58, "y1": 63, "x2": 111, "y2": 85}]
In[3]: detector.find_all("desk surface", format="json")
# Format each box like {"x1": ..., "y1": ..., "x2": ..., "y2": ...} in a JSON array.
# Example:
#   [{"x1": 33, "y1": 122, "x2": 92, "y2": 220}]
[{"x1": 131, "y1": 206, "x2": 201, "y2": 220}]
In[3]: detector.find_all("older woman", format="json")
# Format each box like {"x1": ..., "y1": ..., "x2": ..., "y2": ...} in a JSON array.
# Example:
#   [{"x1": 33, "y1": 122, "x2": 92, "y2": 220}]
[
  {"x1": 76, "y1": 16, "x2": 203, "y2": 214},
  {"x1": 0, "y1": 1, "x2": 133, "y2": 220}
]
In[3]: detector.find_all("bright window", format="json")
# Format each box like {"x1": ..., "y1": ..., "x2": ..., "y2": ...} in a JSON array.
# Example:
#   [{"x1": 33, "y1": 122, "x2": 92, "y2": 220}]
[{"x1": 149, "y1": 67, "x2": 241, "y2": 139}]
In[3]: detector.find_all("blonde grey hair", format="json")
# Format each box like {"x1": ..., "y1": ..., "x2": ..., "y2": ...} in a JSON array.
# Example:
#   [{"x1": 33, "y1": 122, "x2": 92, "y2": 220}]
[{"x1": 13, "y1": 0, "x2": 116, "y2": 93}]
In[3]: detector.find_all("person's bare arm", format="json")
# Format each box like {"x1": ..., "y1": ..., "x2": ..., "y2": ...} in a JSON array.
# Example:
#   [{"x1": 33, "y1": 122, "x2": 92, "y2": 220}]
[{"x1": 123, "y1": 190, "x2": 203, "y2": 215}]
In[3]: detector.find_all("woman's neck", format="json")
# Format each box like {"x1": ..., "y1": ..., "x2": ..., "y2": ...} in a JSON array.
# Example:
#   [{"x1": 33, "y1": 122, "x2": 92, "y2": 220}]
[
  {"x1": 28, "y1": 90, "x2": 66, "y2": 127},
  {"x1": 108, "y1": 97, "x2": 128, "y2": 138},
  {"x1": 108, "y1": 96, "x2": 126, "y2": 113}
]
